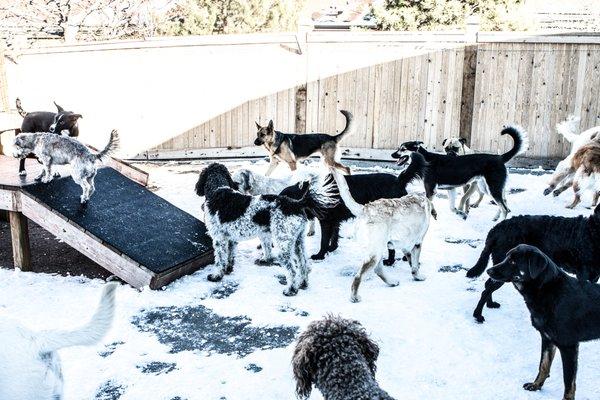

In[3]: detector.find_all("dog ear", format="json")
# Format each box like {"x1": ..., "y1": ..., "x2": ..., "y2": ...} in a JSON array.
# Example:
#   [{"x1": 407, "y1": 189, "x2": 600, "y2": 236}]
[
  {"x1": 442, "y1": 139, "x2": 447, "y2": 146},
  {"x1": 255, "y1": 121, "x2": 261, "y2": 130},
  {"x1": 69, "y1": 114, "x2": 82, "y2": 121},
  {"x1": 459, "y1": 138, "x2": 467, "y2": 145},
  {"x1": 267, "y1": 120, "x2": 274, "y2": 132},
  {"x1": 526, "y1": 247, "x2": 549, "y2": 280},
  {"x1": 292, "y1": 333, "x2": 316, "y2": 399},
  {"x1": 195, "y1": 169, "x2": 207, "y2": 197},
  {"x1": 54, "y1": 101, "x2": 65, "y2": 113},
  {"x1": 351, "y1": 321, "x2": 380, "y2": 376}
]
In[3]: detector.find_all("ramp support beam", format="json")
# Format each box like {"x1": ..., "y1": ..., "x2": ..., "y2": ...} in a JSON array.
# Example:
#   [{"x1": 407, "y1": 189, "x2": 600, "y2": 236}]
[{"x1": 9, "y1": 211, "x2": 31, "y2": 271}]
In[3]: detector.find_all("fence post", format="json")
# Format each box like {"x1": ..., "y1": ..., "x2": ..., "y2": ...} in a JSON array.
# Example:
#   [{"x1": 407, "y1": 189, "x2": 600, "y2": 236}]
[{"x1": 459, "y1": 16, "x2": 480, "y2": 145}]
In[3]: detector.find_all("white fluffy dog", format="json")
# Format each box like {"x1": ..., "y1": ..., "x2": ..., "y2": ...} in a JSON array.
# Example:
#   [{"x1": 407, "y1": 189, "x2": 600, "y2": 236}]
[
  {"x1": 330, "y1": 168, "x2": 432, "y2": 303},
  {"x1": 544, "y1": 115, "x2": 600, "y2": 199},
  {"x1": 0, "y1": 283, "x2": 117, "y2": 400}
]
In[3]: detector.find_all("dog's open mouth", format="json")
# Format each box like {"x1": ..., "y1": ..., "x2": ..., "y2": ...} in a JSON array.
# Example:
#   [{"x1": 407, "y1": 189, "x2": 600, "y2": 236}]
[{"x1": 396, "y1": 155, "x2": 409, "y2": 166}]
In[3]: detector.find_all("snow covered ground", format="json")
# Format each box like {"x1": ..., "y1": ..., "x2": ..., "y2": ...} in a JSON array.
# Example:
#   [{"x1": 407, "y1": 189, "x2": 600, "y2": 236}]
[{"x1": 1, "y1": 158, "x2": 600, "y2": 400}]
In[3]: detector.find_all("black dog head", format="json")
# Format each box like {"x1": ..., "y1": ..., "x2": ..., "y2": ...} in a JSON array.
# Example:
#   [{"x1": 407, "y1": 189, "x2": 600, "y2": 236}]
[
  {"x1": 487, "y1": 244, "x2": 559, "y2": 287},
  {"x1": 391, "y1": 141, "x2": 423, "y2": 166},
  {"x1": 195, "y1": 163, "x2": 238, "y2": 198},
  {"x1": 48, "y1": 102, "x2": 82, "y2": 135},
  {"x1": 292, "y1": 315, "x2": 379, "y2": 398},
  {"x1": 253, "y1": 120, "x2": 274, "y2": 146}
]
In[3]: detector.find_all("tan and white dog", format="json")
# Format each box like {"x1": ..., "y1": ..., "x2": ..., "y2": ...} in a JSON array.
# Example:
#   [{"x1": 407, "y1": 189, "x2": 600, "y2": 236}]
[
  {"x1": 330, "y1": 168, "x2": 431, "y2": 303},
  {"x1": 544, "y1": 115, "x2": 600, "y2": 206},
  {"x1": 442, "y1": 137, "x2": 486, "y2": 214}
]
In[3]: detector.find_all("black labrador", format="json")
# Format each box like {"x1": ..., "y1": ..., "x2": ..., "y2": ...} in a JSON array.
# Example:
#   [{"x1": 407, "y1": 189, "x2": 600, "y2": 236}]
[{"x1": 488, "y1": 244, "x2": 600, "y2": 400}]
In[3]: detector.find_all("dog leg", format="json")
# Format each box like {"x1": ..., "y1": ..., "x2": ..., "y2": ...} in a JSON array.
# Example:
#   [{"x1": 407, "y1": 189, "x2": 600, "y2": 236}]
[
  {"x1": 286, "y1": 161, "x2": 297, "y2": 172},
  {"x1": 471, "y1": 187, "x2": 485, "y2": 208},
  {"x1": 34, "y1": 168, "x2": 46, "y2": 181},
  {"x1": 544, "y1": 168, "x2": 573, "y2": 196},
  {"x1": 567, "y1": 180, "x2": 582, "y2": 209},
  {"x1": 306, "y1": 219, "x2": 315, "y2": 236},
  {"x1": 351, "y1": 255, "x2": 378, "y2": 303},
  {"x1": 311, "y1": 221, "x2": 332, "y2": 260},
  {"x1": 327, "y1": 223, "x2": 341, "y2": 252},
  {"x1": 472, "y1": 278, "x2": 504, "y2": 323},
  {"x1": 558, "y1": 344, "x2": 579, "y2": 400},
  {"x1": 409, "y1": 243, "x2": 426, "y2": 281},
  {"x1": 281, "y1": 242, "x2": 299, "y2": 297},
  {"x1": 226, "y1": 240, "x2": 237, "y2": 274},
  {"x1": 524, "y1": 336, "x2": 557, "y2": 391},
  {"x1": 374, "y1": 259, "x2": 399, "y2": 287},
  {"x1": 425, "y1": 183, "x2": 438, "y2": 220},
  {"x1": 18, "y1": 158, "x2": 26, "y2": 176},
  {"x1": 382, "y1": 242, "x2": 395, "y2": 266},
  {"x1": 256, "y1": 234, "x2": 275, "y2": 265},
  {"x1": 265, "y1": 158, "x2": 279, "y2": 177},
  {"x1": 295, "y1": 234, "x2": 309, "y2": 290},
  {"x1": 553, "y1": 177, "x2": 574, "y2": 197},
  {"x1": 208, "y1": 239, "x2": 229, "y2": 282},
  {"x1": 459, "y1": 185, "x2": 478, "y2": 216}
]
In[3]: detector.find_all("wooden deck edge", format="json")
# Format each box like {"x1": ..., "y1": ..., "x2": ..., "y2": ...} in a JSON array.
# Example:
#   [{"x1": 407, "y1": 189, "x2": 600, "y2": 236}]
[
  {"x1": 88, "y1": 145, "x2": 149, "y2": 186},
  {"x1": 150, "y1": 251, "x2": 214, "y2": 289},
  {"x1": 19, "y1": 193, "x2": 154, "y2": 288},
  {"x1": 0, "y1": 188, "x2": 20, "y2": 211}
]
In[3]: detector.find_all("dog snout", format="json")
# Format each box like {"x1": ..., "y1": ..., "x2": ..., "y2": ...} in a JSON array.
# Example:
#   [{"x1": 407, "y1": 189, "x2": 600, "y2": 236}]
[
  {"x1": 254, "y1": 138, "x2": 262, "y2": 146},
  {"x1": 487, "y1": 263, "x2": 511, "y2": 282},
  {"x1": 49, "y1": 124, "x2": 56, "y2": 133}
]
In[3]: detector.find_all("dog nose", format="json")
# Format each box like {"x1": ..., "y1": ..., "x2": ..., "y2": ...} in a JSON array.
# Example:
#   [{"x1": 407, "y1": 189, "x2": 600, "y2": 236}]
[{"x1": 49, "y1": 124, "x2": 56, "y2": 133}]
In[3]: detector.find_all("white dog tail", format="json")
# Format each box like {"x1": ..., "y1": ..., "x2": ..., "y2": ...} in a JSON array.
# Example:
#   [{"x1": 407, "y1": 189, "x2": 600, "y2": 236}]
[
  {"x1": 330, "y1": 168, "x2": 364, "y2": 217},
  {"x1": 36, "y1": 283, "x2": 117, "y2": 353},
  {"x1": 95, "y1": 129, "x2": 120, "y2": 160},
  {"x1": 556, "y1": 115, "x2": 581, "y2": 143}
]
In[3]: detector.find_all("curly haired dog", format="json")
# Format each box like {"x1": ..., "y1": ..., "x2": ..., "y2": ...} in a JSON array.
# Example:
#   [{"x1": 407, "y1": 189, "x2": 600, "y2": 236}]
[
  {"x1": 195, "y1": 163, "x2": 336, "y2": 296},
  {"x1": 12, "y1": 130, "x2": 119, "y2": 204},
  {"x1": 0, "y1": 283, "x2": 116, "y2": 400},
  {"x1": 466, "y1": 203, "x2": 600, "y2": 323},
  {"x1": 292, "y1": 316, "x2": 395, "y2": 400},
  {"x1": 331, "y1": 167, "x2": 432, "y2": 302}
]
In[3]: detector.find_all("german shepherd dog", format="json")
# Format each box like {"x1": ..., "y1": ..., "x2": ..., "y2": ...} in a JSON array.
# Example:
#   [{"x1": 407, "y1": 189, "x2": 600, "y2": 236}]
[
  {"x1": 254, "y1": 110, "x2": 354, "y2": 176},
  {"x1": 488, "y1": 244, "x2": 600, "y2": 400}
]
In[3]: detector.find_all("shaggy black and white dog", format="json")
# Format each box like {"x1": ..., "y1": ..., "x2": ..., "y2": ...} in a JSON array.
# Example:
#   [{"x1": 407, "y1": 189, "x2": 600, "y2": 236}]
[
  {"x1": 292, "y1": 316, "x2": 395, "y2": 400},
  {"x1": 280, "y1": 152, "x2": 428, "y2": 261},
  {"x1": 466, "y1": 204, "x2": 600, "y2": 323},
  {"x1": 392, "y1": 126, "x2": 528, "y2": 220},
  {"x1": 195, "y1": 163, "x2": 336, "y2": 296}
]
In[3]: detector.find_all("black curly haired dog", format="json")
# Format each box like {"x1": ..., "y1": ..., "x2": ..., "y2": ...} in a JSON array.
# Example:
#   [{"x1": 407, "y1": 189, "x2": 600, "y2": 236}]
[
  {"x1": 195, "y1": 163, "x2": 336, "y2": 296},
  {"x1": 292, "y1": 316, "x2": 395, "y2": 400},
  {"x1": 466, "y1": 204, "x2": 600, "y2": 323},
  {"x1": 280, "y1": 152, "x2": 428, "y2": 262}
]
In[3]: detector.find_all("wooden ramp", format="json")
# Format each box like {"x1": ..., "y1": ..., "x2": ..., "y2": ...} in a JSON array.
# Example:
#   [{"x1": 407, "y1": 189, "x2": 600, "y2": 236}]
[{"x1": 0, "y1": 156, "x2": 213, "y2": 289}]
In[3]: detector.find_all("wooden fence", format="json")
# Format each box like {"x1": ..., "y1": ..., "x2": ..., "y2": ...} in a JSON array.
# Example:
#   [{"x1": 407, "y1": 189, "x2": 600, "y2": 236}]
[{"x1": 149, "y1": 32, "x2": 600, "y2": 161}]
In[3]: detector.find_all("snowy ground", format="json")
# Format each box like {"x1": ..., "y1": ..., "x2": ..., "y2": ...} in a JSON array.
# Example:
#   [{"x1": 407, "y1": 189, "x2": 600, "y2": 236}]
[{"x1": 1, "y1": 158, "x2": 600, "y2": 400}]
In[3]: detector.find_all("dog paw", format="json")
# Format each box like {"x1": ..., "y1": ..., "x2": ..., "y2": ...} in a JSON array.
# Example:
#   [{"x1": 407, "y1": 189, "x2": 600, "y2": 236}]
[
  {"x1": 486, "y1": 301, "x2": 501, "y2": 309},
  {"x1": 474, "y1": 314, "x2": 485, "y2": 323},
  {"x1": 382, "y1": 258, "x2": 395, "y2": 266},
  {"x1": 207, "y1": 273, "x2": 224, "y2": 282},
  {"x1": 552, "y1": 190, "x2": 562, "y2": 197},
  {"x1": 255, "y1": 258, "x2": 274, "y2": 266},
  {"x1": 306, "y1": 230, "x2": 315, "y2": 237},
  {"x1": 412, "y1": 273, "x2": 426, "y2": 281},
  {"x1": 523, "y1": 382, "x2": 542, "y2": 391},
  {"x1": 283, "y1": 287, "x2": 298, "y2": 297},
  {"x1": 310, "y1": 253, "x2": 325, "y2": 261},
  {"x1": 350, "y1": 295, "x2": 361, "y2": 303},
  {"x1": 388, "y1": 280, "x2": 400, "y2": 287},
  {"x1": 465, "y1": 269, "x2": 478, "y2": 279},
  {"x1": 299, "y1": 280, "x2": 308, "y2": 290},
  {"x1": 431, "y1": 210, "x2": 438, "y2": 220},
  {"x1": 19, "y1": 170, "x2": 27, "y2": 176},
  {"x1": 543, "y1": 187, "x2": 552, "y2": 196}
]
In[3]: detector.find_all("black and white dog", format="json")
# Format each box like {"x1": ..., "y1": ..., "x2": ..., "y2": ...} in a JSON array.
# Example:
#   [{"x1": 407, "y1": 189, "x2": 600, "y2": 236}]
[
  {"x1": 466, "y1": 203, "x2": 600, "y2": 323},
  {"x1": 392, "y1": 126, "x2": 528, "y2": 221},
  {"x1": 195, "y1": 163, "x2": 336, "y2": 296},
  {"x1": 16, "y1": 98, "x2": 82, "y2": 175},
  {"x1": 488, "y1": 244, "x2": 600, "y2": 400},
  {"x1": 280, "y1": 152, "x2": 428, "y2": 261}
]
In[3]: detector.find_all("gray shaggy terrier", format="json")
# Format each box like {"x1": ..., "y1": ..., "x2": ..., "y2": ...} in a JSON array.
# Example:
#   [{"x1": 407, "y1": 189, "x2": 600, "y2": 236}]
[
  {"x1": 292, "y1": 316, "x2": 395, "y2": 399},
  {"x1": 12, "y1": 130, "x2": 119, "y2": 204}
]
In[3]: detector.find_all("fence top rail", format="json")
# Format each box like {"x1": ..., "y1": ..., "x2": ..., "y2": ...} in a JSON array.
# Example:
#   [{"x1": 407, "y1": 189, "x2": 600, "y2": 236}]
[{"x1": 8, "y1": 30, "x2": 600, "y2": 57}]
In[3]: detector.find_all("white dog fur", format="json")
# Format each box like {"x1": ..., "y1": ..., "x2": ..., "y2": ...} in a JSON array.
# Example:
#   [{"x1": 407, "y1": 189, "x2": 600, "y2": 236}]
[
  {"x1": 330, "y1": 168, "x2": 432, "y2": 303},
  {"x1": 0, "y1": 283, "x2": 117, "y2": 400}
]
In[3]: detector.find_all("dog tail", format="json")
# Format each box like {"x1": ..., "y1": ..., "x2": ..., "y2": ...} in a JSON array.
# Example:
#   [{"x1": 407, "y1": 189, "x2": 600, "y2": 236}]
[
  {"x1": 296, "y1": 175, "x2": 339, "y2": 219},
  {"x1": 329, "y1": 167, "x2": 364, "y2": 217},
  {"x1": 398, "y1": 152, "x2": 428, "y2": 188},
  {"x1": 36, "y1": 283, "x2": 117, "y2": 353},
  {"x1": 333, "y1": 110, "x2": 355, "y2": 142},
  {"x1": 95, "y1": 130, "x2": 120, "y2": 161},
  {"x1": 556, "y1": 115, "x2": 581, "y2": 143},
  {"x1": 466, "y1": 238, "x2": 494, "y2": 278},
  {"x1": 16, "y1": 98, "x2": 27, "y2": 117},
  {"x1": 500, "y1": 125, "x2": 529, "y2": 163}
]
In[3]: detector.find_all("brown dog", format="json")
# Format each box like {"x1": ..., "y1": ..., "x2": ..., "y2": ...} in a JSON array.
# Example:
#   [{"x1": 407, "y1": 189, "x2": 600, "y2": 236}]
[
  {"x1": 565, "y1": 141, "x2": 600, "y2": 208},
  {"x1": 254, "y1": 110, "x2": 354, "y2": 176}
]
